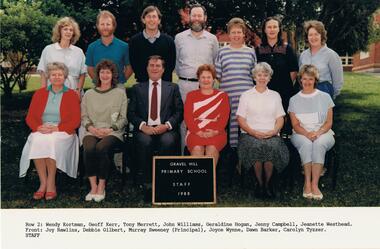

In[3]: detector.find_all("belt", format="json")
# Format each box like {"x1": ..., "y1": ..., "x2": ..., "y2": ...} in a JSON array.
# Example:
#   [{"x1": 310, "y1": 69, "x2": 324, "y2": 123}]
[{"x1": 179, "y1": 76, "x2": 198, "y2": 82}]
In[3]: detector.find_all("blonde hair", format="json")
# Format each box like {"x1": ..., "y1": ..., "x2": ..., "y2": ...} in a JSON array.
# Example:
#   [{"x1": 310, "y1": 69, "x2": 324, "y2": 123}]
[
  {"x1": 51, "y1": 17, "x2": 81, "y2": 44},
  {"x1": 96, "y1": 10, "x2": 117, "y2": 29},
  {"x1": 227, "y1": 17, "x2": 247, "y2": 34},
  {"x1": 298, "y1": 64, "x2": 319, "y2": 88},
  {"x1": 46, "y1": 62, "x2": 69, "y2": 79},
  {"x1": 304, "y1": 20, "x2": 327, "y2": 45}
]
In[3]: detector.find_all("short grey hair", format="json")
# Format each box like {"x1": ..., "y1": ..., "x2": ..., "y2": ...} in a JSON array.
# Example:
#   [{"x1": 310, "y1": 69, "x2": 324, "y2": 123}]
[
  {"x1": 252, "y1": 62, "x2": 273, "y2": 79},
  {"x1": 46, "y1": 62, "x2": 69, "y2": 79}
]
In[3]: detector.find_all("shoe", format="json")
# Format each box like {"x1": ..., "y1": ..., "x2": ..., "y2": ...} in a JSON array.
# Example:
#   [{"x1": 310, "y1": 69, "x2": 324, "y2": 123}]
[
  {"x1": 94, "y1": 191, "x2": 106, "y2": 202},
  {"x1": 85, "y1": 192, "x2": 96, "y2": 201},
  {"x1": 45, "y1": 192, "x2": 57, "y2": 201},
  {"x1": 33, "y1": 191, "x2": 45, "y2": 200},
  {"x1": 302, "y1": 191, "x2": 313, "y2": 199},
  {"x1": 312, "y1": 192, "x2": 323, "y2": 200}
]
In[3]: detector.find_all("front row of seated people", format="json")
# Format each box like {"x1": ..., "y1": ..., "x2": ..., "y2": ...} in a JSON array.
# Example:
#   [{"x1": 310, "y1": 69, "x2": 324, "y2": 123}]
[{"x1": 20, "y1": 58, "x2": 335, "y2": 202}]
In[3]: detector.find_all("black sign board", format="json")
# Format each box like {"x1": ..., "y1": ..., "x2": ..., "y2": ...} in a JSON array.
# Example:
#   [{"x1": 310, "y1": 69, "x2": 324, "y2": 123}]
[{"x1": 152, "y1": 156, "x2": 216, "y2": 205}]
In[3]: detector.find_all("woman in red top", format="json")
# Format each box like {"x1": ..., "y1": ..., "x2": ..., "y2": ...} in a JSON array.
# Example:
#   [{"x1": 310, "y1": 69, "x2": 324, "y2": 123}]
[
  {"x1": 184, "y1": 64, "x2": 230, "y2": 166},
  {"x1": 19, "y1": 62, "x2": 81, "y2": 200}
]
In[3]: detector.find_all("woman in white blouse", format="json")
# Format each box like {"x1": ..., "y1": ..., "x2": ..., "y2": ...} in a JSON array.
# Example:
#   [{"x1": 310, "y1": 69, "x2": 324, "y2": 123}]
[
  {"x1": 288, "y1": 64, "x2": 335, "y2": 200},
  {"x1": 38, "y1": 17, "x2": 86, "y2": 96},
  {"x1": 237, "y1": 62, "x2": 289, "y2": 199}
]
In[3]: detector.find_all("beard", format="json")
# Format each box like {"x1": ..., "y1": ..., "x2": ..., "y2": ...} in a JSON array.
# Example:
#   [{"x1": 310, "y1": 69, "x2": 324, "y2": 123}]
[{"x1": 189, "y1": 21, "x2": 206, "y2": 32}]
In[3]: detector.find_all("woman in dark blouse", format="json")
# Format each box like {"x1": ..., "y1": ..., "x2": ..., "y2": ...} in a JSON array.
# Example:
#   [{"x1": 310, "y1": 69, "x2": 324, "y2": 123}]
[{"x1": 256, "y1": 16, "x2": 298, "y2": 113}]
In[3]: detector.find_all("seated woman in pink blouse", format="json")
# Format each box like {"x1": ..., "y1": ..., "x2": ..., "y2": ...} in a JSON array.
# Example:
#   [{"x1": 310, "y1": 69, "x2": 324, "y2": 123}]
[{"x1": 184, "y1": 64, "x2": 230, "y2": 166}]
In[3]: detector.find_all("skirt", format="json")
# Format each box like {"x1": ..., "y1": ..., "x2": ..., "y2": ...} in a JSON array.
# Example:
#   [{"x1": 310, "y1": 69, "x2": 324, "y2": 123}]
[
  {"x1": 238, "y1": 133, "x2": 289, "y2": 173},
  {"x1": 19, "y1": 131, "x2": 79, "y2": 178}
]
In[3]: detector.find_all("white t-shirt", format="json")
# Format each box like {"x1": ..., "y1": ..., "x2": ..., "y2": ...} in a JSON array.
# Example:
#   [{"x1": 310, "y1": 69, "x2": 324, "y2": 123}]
[
  {"x1": 37, "y1": 43, "x2": 87, "y2": 89},
  {"x1": 236, "y1": 87, "x2": 285, "y2": 132},
  {"x1": 288, "y1": 89, "x2": 335, "y2": 132}
]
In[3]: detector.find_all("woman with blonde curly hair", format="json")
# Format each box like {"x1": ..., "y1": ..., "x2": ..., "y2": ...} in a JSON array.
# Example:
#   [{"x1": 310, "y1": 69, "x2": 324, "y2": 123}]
[{"x1": 37, "y1": 17, "x2": 86, "y2": 96}]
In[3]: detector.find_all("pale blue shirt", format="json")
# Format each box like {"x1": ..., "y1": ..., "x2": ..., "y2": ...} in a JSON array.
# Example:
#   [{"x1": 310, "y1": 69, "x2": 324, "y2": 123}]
[
  {"x1": 288, "y1": 89, "x2": 335, "y2": 132},
  {"x1": 175, "y1": 29, "x2": 219, "y2": 78},
  {"x1": 37, "y1": 43, "x2": 87, "y2": 89},
  {"x1": 299, "y1": 45, "x2": 343, "y2": 98},
  {"x1": 42, "y1": 85, "x2": 69, "y2": 124}
]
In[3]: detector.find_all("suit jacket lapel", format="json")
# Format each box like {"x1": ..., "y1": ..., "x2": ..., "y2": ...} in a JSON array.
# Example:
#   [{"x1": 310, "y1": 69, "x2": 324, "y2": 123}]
[
  {"x1": 160, "y1": 81, "x2": 170, "y2": 120},
  {"x1": 141, "y1": 82, "x2": 149, "y2": 119}
]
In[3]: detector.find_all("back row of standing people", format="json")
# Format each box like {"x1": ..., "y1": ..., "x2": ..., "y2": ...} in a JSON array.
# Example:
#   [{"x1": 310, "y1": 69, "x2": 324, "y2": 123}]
[{"x1": 37, "y1": 4, "x2": 343, "y2": 151}]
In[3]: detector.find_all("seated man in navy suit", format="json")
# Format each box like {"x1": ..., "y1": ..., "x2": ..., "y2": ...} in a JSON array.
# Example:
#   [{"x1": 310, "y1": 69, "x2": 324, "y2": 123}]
[{"x1": 127, "y1": 55, "x2": 183, "y2": 201}]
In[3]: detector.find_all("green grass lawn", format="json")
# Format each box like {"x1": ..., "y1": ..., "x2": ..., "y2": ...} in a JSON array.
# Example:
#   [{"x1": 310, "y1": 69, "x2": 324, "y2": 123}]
[{"x1": 1, "y1": 72, "x2": 379, "y2": 208}]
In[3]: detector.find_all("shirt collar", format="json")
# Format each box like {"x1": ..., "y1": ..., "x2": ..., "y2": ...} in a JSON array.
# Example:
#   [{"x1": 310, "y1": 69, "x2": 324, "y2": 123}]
[
  {"x1": 47, "y1": 84, "x2": 68, "y2": 93},
  {"x1": 252, "y1": 86, "x2": 269, "y2": 94},
  {"x1": 186, "y1": 29, "x2": 207, "y2": 39},
  {"x1": 299, "y1": 89, "x2": 320, "y2": 98},
  {"x1": 143, "y1": 29, "x2": 161, "y2": 39},
  {"x1": 100, "y1": 37, "x2": 115, "y2": 46},
  {"x1": 308, "y1": 44, "x2": 328, "y2": 56},
  {"x1": 54, "y1": 42, "x2": 73, "y2": 50},
  {"x1": 149, "y1": 79, "x2": 162, "y2": 86}
]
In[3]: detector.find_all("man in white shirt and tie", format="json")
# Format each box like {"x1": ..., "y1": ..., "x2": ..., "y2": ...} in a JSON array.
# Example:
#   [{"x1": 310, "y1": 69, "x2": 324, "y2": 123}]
[{"x1": 127, "y1": 55, "x2": 183, "y2": 202}]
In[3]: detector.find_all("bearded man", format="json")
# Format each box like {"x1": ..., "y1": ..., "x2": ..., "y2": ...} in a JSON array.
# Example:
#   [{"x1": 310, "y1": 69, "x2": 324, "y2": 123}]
[
  {"x1": 174, "y1": 4, "x2": 219, "y2": 153},
  {"x1": 86, "y1": 10, "x2": 133, "y2": 87}
]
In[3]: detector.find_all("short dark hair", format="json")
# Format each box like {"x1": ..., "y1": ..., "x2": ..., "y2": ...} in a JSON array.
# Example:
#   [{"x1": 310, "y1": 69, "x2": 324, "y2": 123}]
[
  {"x1": 147, "y1": 55, "x2": 165, "y2": 69},
  {"x1": 261, "y1": 16, "x2": 283, "y2": 45},
  {"x1": 189, "y1": 3, "x2": 207, "y2": 17},
  {"x1": 95, "y1": 59, "x2": 118, "y2": 88}
]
